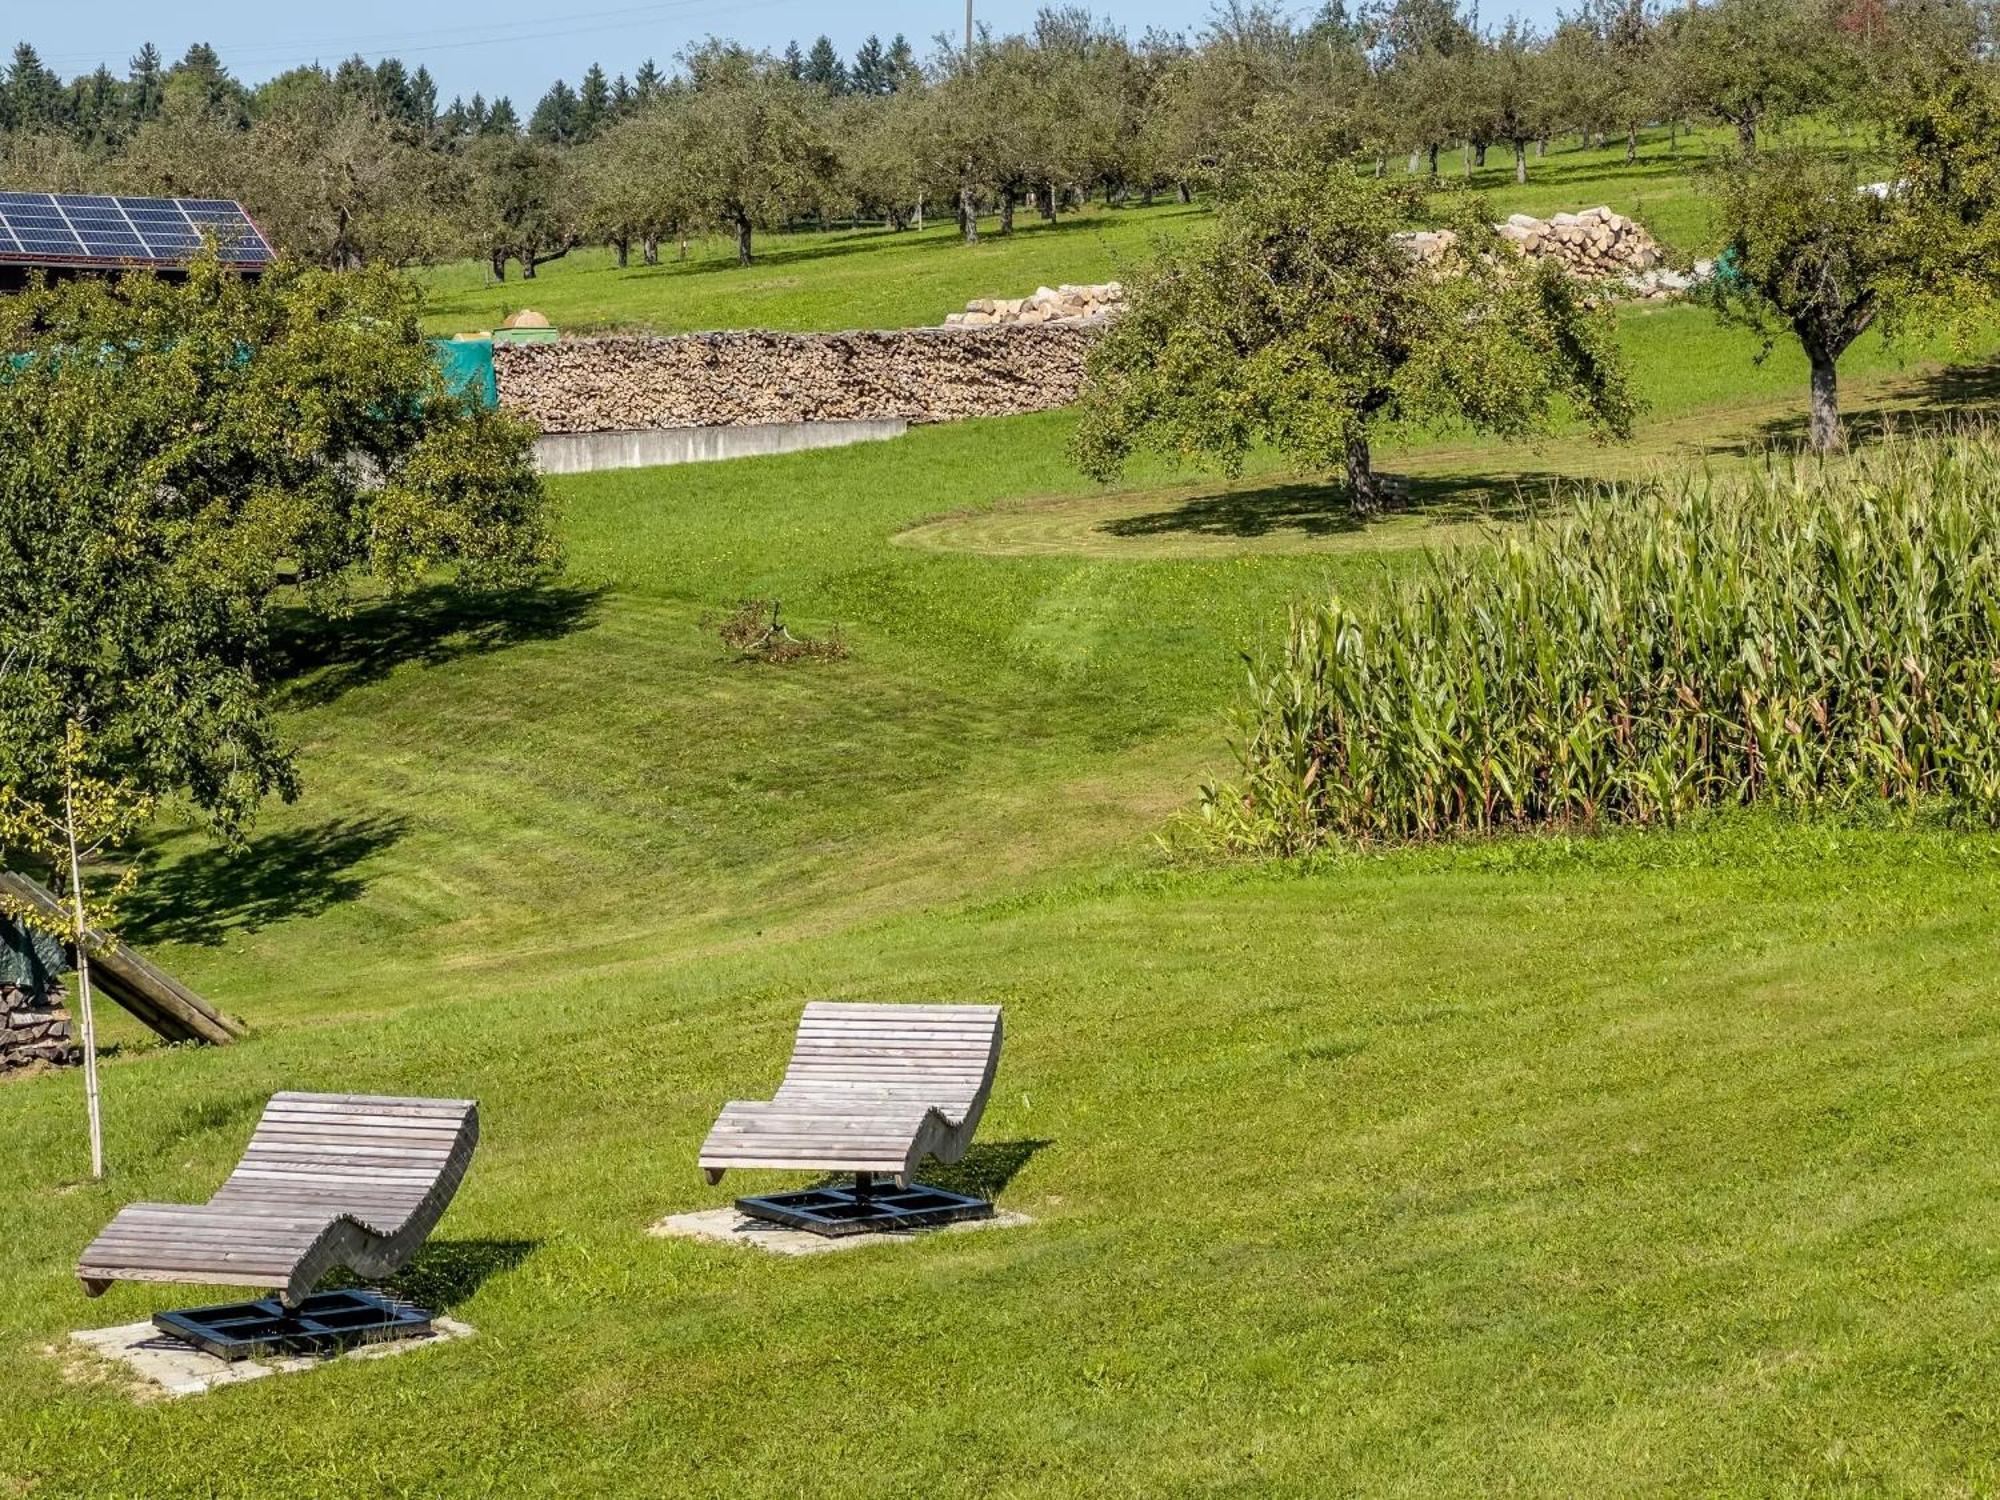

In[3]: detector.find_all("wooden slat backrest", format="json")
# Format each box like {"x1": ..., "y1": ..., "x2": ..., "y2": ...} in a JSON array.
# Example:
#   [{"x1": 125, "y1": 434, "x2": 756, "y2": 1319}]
[
  {"x1": 774, "y1": 1003, "x2": 1002, "y2": 1115},
  {"x1": 208, "y1": 1091, "x2": 477, "y2": 1231}
]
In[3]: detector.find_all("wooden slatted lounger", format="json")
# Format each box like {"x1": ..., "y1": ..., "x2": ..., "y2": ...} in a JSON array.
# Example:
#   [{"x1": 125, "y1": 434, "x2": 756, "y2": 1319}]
[
  {"x1": 699, "y1": 1002, "x2": 1003, "y2": 1194},
  {"x1": 77, "y1": 1092, "x2": 479, "y2": 1309}
]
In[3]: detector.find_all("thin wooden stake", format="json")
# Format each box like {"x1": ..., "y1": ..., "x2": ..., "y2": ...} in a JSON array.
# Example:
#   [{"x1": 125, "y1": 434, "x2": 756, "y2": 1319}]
[{"x1": 63, "y1": 759, "x2": 103, "y2": 1181}]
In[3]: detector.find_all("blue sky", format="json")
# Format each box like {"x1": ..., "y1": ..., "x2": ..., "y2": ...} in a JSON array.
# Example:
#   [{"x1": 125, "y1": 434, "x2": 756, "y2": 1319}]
[{"x1": 22, "y1": 0, "x2": 1564, "y2": 112}]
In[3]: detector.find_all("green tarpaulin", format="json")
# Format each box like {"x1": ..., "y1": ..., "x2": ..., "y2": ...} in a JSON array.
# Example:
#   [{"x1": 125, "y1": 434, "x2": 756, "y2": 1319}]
[{"x1": 430, "y1": 337, "x2": 498, "y2": 409}]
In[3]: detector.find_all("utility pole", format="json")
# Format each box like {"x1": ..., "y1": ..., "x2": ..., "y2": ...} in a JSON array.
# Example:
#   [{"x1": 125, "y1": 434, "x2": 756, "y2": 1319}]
[{"x1": 966, "y1": 0, "x2": 974, "y2": 66}]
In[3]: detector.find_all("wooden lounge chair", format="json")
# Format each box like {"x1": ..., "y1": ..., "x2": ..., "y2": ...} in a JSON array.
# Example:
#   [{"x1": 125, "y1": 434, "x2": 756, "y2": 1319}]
[
  {"x1": 699, "y1": 1002, "x2": 1003, "y2": 1192},
  {"x1": 78, "y1": 1092, "x2": 479, "y2": 1308}
]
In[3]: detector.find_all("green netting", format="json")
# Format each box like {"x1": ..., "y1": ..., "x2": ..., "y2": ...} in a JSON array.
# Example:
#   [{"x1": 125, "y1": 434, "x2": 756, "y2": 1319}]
[
  {"x1": 0, "y1": 912, "x2": 67, "y2": 999},
  {"x1": 430, "y1": 337, "x2": 497, "y2": 409}
]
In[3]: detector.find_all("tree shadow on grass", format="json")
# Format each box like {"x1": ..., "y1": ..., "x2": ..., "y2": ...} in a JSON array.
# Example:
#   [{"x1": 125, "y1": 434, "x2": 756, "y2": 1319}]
[
  {"x1": 1100, "y1": 472, "x2": 1574, "y2": 542},
  {"x1": 270, "y1": 583, "x2": 604, "y2": 711},
  {"x1": 377, "y1": 1239, "x2": 540, "y2": 1313},
  {"x1": 1724, "y1": 361, "x2": 2000, "y2": 457},
  {"x1": 120, "y1": 815, "x2": 409, "y2": 949}
]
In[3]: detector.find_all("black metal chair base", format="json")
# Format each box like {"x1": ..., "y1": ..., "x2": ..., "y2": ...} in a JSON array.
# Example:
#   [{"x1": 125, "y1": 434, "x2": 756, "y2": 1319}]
[
  {"x1": 153, "y1": 1289, "x2": 432, "y2": 1362},
  {"x1": 736, "y1": 1176, "x2": 995, "y2": 1238}
]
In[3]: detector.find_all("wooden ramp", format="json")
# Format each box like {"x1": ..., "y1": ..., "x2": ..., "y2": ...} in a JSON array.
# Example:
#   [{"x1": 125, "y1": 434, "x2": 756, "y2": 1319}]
[
  {"x1": 78, "y1": 1091, "x2": 480, "y2": 1306},
  {"x1": 699, "y1": 1002, "x2": 1003, "y2": 1189},
  {"x1": 0, "y1": 872, "x2": 243, "y2": 1045}
]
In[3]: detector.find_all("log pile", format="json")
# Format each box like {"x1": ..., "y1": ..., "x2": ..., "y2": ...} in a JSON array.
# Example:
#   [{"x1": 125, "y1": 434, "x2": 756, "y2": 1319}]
[
  {"x1": 494, "y1": 325, "x2": 1099, "y2": 434},
  {"x1": 1401, "y1": 207, "x2": 1669, "y2": 288},
  {"x1": 943, "y1": 282, "x2": 1126, "y2": 327},
  {"x1": 1, "y1": 981, "x2": 77, "y2": 1070}
]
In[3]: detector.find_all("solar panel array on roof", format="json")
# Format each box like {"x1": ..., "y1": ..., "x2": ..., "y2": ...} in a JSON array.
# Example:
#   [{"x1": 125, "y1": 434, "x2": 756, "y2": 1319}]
[{"x1": 0, "y1": 194, "x2": 273, "y2": 271}]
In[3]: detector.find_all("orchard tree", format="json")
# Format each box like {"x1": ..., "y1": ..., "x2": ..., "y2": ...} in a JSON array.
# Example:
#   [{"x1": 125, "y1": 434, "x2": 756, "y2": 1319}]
[
  {"x1": 0, "y1": 255, "x2": 554, "y2": 1170},
  {"x1": 1700, "y1": 147, "x2": 1900, "y2": 451},
  {"x1": 1073, "y1": 158, "x2": 1634, "y2": 511},
  {"x1": 1664, "y1": 0, "x2": 1839, "y2": 152},
  {"x1": 679, "y1": 43, "x2": 834, "y2": 265},
  {"x1": 469, "y1": 135, "x2": 579, "y2": 278}
]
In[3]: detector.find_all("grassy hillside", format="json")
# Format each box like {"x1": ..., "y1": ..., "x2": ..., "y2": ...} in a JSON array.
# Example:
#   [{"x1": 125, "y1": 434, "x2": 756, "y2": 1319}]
[
  {"x1": 6, "y1": 324, "x2": 2000, "y2": 1491},
  {"x1": 3, "y1": 124, "x2": 1996, "y2": 1497},
  {"x1": 421, "y1": 124, "x2": 1835, "y2": 337}
]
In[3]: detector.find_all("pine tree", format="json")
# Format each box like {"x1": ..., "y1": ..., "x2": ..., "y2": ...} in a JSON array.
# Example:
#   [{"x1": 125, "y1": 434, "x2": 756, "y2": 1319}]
[
  {"x1": 783, "y1": 41, "x2": 807, "y2": 82},
  {"x1": 804, "y1": 35, "x2": 848, "y2": 95},
  {"x1": 611, "y1": 73, "x2": 634, "y2": 116},
  {"x1": 577, "y1": 63, "x2": 612, "y2": 140},
  {"x1": 8, "y1": 43, "x2": 66, "y2": 130},
  {"x1": 885, "y1": 34, "x2": 921, "y2": 92},
  {"x1": 634, "y1": 57, "x2": 664, "y2": 103},
  {"x1": 485, "y1": 95, "x2": 521, "y2": 135},
  {"x1": 528, "y1": 79, "x2": 579, "y2": 143},
  {"x1": 852, "y1": 34, "x2": 890, "y2": 96},
  {"x1": 128, "y1": 43, "x2": 163, "y2": 123},
  {"x1": 410, "y1": 65, "x2": 440, "y2": 131}
]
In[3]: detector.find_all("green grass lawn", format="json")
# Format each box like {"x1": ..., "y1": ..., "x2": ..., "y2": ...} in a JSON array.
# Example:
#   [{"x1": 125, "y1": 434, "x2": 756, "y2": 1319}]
[
  {"x1": 420, "y1": 124, "x2": 1871, "y2": 338},
  {"x1": 5, "y1": 135, "x2": 2000, "y2": 1496}
]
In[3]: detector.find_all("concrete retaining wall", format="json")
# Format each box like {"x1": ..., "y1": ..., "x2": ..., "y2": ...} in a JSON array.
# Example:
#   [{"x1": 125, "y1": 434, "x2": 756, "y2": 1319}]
[{"x1": 532, "y1": 419, "x2": 909, "y2": 474}]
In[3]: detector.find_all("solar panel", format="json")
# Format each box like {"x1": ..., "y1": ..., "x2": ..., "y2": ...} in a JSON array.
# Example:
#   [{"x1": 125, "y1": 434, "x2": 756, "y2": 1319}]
[{"x1": 0, "y1": 194, "x2": 273, "y2": 271}]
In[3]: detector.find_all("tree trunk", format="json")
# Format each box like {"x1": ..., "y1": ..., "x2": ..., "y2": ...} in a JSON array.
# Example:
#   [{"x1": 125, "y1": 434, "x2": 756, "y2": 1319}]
[
  {"x1": 1808, "y1": 354, "x2": 1844, "y2": 454},
  {"x1": 735, "y1": 214, "x2": 753, "y2": 266},
  {"x1": 1625, "y1": 126, "x2": 1638, "y2": 164},
  {"x1": 1044, "y1": 181, "x2": 1059, "y2": 220},
  {"x1": 677, "y1": 237, "x2": 689, "y2": 261},
  {"x1": 960, "y1": 182, "x2": 979, "y2": 244},
  {"x1": 1474, "y1": 141, "x2": 1487, "y2": 167},
  {"x1": 490, "y1": 250, "x2": 507, "y2": 281},
  {"x1": 1374, "y1": 155, "x2": 1386, "y2": 177},
  {"x1": 1408, "y1": 149, "x2": 1422, "y2": 174},
  {"x1": 1176, "y1": 180, "x2": 1191, "y2": 204},
  {"x1": 915, "y1": 192, "x2": 925, "y2": 231},
  {"x1": 1427, "y1": 143, "x2": 1440, "y2": 177},
  {"x1": 1536, "y1": 138, "x2": 1546, "y2": 158},
  {"x1": 642, "y1": 235, "x2": 659, "y2": 266},
  {"x1": 1737, "y1": 115, "x2": 1757, "y2": 154},
  {"x1": 1000, "y1": 187, "x2": 1015, "y2": 235},
  {"x1": 1345, "y1": 435, "x2": 1382, "y2": 514},
  {"x1": 63, "y1": 766, "x2": 102, "y2": 1180},
  {"x1": 521, "y1": 257, "x2": 536, "y2": 280},
  {"x1": 614, "y1": 237, "x2": 629, "y2": 269},
  {"x1": 1462, "y1": 140, "x2": 1473, "y2": 177},
  {"x1": 1514, "y1": 139, "x2": 1528, "y2": 184}
]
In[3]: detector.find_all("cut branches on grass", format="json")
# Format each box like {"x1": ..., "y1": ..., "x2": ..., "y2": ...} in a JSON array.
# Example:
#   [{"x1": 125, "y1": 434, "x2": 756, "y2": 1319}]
[
  {"x1": 713, "y1": 600, "x2": 849, "y2": 663},
  {"x1": 1197, "y1": 429, "x2": 2000, "y2": 855}
]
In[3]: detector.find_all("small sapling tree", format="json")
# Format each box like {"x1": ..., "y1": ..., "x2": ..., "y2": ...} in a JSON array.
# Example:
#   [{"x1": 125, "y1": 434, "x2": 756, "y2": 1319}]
[
  {"x1": 0, "y1": 728, "x2": 152, "y2": 1179},
  {"x1": 1071, "y1": 156, "x2": 1635, "y2": 512}
]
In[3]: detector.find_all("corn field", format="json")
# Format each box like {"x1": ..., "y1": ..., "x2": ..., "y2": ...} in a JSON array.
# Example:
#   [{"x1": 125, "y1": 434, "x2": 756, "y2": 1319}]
[{"x1": 1199, "y1": 433, "x2": 2000, "y2": 854}]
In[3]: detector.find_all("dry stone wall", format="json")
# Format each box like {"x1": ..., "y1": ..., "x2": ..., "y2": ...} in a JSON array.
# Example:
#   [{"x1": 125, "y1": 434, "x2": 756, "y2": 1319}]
[{"x1": 493, "y1": 325, "x2": 1098, "y2": 435}]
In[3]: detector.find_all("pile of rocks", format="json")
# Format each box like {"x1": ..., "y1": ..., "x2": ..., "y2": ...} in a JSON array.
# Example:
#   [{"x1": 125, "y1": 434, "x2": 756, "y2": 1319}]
[
  {"x1": 2, "y1": 981, "x2": 78, "y2": 1070},
  {"x1": 943, "y1": 283, "x2": 1125, "y2": 328}
]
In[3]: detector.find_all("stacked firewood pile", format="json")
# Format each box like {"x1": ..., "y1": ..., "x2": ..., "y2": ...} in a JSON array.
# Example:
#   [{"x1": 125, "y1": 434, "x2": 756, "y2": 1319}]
[
  {"x1": 1401, "y1": 207, "x2": 1670, "y2": 289},
  {"x1": 943, "y1": 283, "x2": 1126, "y2": 328},
  {"x1": 1, "y1": 982, "x2": 77, "y2": 1070},
  {"x1": 494, "y1": 325, "x2": 1100, "y2": 434}
]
